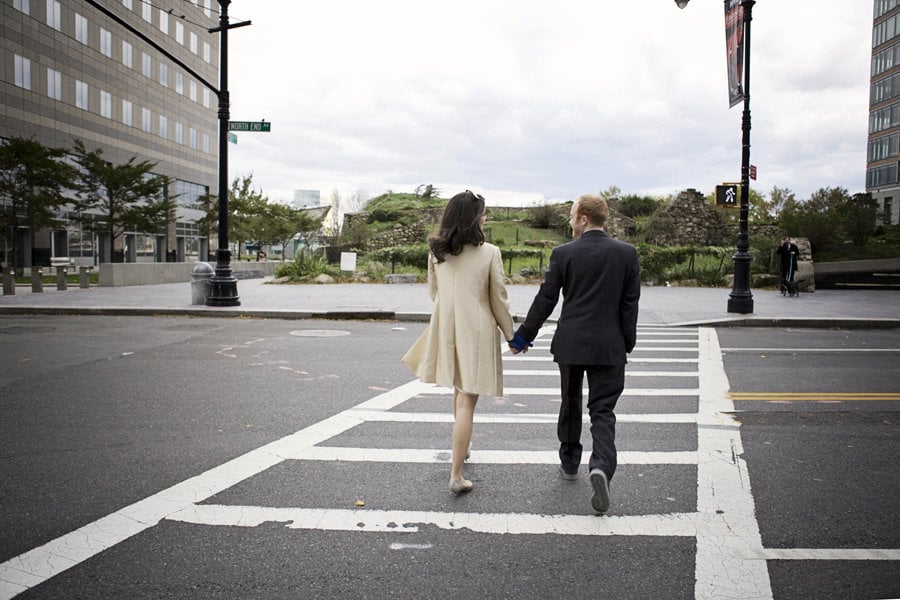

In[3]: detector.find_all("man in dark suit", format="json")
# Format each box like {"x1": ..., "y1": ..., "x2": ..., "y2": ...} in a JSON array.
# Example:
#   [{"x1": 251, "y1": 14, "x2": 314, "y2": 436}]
[{"x1": 509, "y1": 194, "x2": 640, "y2": 514}]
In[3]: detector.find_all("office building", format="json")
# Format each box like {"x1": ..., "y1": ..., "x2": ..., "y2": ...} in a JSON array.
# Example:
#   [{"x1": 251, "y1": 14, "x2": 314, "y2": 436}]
[
  {"x1": 1, "y1": 0, "x2": 219, "y2": 267},
  {"x1": 868, "y1": 0, "x2": 900, "y2": 225}
]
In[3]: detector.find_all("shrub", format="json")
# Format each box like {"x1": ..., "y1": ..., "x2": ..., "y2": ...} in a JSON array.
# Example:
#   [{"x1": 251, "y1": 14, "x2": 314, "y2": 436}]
[{"x1": 275, "y1": 252, "x2": 330, "y2": 279}]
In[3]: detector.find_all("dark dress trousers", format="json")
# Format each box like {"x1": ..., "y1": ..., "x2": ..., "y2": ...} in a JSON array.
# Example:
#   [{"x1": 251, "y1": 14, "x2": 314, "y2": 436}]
[{"x1": 517, "y1": 230, "x2": 640, "y2": 480}]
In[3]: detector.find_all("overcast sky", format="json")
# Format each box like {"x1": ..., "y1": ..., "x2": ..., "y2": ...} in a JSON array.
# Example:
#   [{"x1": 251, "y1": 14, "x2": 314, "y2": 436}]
[{"x1": 225, "y1": 1, "x2": 872, "y2": 207}]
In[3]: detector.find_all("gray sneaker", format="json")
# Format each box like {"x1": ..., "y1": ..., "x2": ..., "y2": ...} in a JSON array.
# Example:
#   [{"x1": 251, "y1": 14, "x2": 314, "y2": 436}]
[
  {"x1": 558, "y1": 466, "x2": 578, "y2": 481},
  {"x1": 590, "y1": 469, "x2": 611, "y2": 514}
]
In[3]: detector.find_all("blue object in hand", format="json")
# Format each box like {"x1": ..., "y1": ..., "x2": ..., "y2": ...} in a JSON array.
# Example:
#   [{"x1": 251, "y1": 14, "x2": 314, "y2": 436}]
[{"x1": 508, "y1": 333, "x2": 533, "y2": 352}]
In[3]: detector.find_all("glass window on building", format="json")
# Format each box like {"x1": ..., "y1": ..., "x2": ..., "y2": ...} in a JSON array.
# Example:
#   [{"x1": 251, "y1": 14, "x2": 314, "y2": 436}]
[
  {"x1": 189, "y1": 80, "x2": 197, "y2": 102},
  {"x1": 159, "y1": 9, "x2": 168, "y2": 34},
  {"x1": 867, "y1": 163, "x2": 899, "y2": 187},
  {"x1": 75, "y1": 13, "x2": 88, "y2": 45},
  {"x1": 142, "y1": 107, "x2": 151, "y2": 132},
  {"x1": 202, "y1": 133, "x2": 210, "y2": 154},
  {"x1": 203, "y1": 88, "x2": 211, "y2": 108},
  {"x1": 159, "y1": 62, "x2": 168, "y2": 87},
  {"x1": 203, "y1": 41, "x2": 211, "y2": 63},
  {"x1": 159, "y1": 115, "x2": 168, "y2": 139},
  {"x1": 100, "y1": 28, "x2": 112, "y2": 57},
  {"x1": 175, "y1": 71, "x2": 183, "y2": 95},
  {"x1": 175, "y1": 122, "x2": 184, "y2": 144},
  {"x1": 142, "y1": 52, "x2": 151, "y2": 78},
  {"x1": 189, "y1": 127, "x2": 197, "y2": 149},
  {"x1": 142, "y1": 0, "x2": 152, "y2": 22},
  {"x1": 176, "y1": 220, "x2": 201, "y2": 261},
  {"x1": 190, "y1": 31, "x2": 198, "y2": 54},
  {"x1": 14, "y1": 55, "x2": 31, "y2": 90},
  {"x1": 13, "y1": 0, "x2": 30, "y2": 15},
  {"x1": 46, "y1": 0, "x2": 60, "y2": 30},
  {"x1": 122, "y1": 0, "x2": 132, "y2": 9},
  {"x1": 100, "y1": 90, "x2": 112, "y2": 119},
  {"x1": 203, "y1": 0, "x2": 211, "y2": 18},
  {"x1": 175, "y1": 21, "x2": 184, "y2": 45},
  {"x1": 122, "y1": 40, "x2": 132, "y2": 68},
  {"x1": 75, "y1": 80, "x2": 88, "y2": 110},
  {"x1": 67, "y1": 227, "x2": 95, "y2": 259},
  {"x1": 175, "y1": 180, "x2": 209, "y2": 210},
  {"x1": 47, "y1": 67, "x2": 61, "y2": 100},
  {"x1": 876, "y1": 0, "x2": 900, "y2": 20},
  {"x1": 122, "y1": 98, "x2": 133, "y2": 126}
]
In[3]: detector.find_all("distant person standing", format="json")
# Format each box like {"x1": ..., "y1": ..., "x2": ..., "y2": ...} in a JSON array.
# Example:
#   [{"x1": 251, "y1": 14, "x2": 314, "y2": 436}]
[
  {"x1": 508, "y1": 194, "x2": 640, "y2": 514},
  {"x1": 776, "y1": 236, "x2": 800, "y2": 291},
  {"x1": 401, "y1": 190, "x2": 515, "y2": 496}
]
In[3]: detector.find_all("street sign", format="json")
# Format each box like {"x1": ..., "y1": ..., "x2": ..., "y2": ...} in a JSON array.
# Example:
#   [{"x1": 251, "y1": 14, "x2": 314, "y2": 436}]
[
  {"x1": 716, "y1": 184, "x2": 739, "y2": 207},
  {"x1": 228, "y1": 121, "x2": 270, "y2": 132},
  {"x1": 227, "y1": 132, "x2": 237, "y2": 144}
]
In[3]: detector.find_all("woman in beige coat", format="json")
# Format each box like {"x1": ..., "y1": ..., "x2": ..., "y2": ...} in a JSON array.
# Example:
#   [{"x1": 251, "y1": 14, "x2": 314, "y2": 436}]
[{"x1": 401, "y1": 190, "x2": 515, "y2": 495}]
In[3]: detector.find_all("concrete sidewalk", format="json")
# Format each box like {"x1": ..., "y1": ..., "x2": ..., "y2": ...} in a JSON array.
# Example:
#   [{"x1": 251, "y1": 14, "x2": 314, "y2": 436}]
[{"x1": 1, "y1": 277, "x2": 898, "y2": 328}]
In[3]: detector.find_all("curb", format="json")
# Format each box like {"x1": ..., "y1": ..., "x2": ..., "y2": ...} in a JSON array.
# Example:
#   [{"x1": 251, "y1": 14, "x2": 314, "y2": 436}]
[{"x1": 0, "y1": 306, "x2": 897, "y2": 329}]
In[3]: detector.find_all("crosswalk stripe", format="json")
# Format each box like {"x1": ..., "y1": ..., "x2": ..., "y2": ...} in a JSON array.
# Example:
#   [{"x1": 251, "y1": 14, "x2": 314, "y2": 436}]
[
  {"x1": 167, "y1": 504, "x2": 700, "y2": 537},
  {"x1": 729, "y1": 392, "x2": 900, "y2": 401},
  {"x1": 345, "y1": 410, "x2": 699, "y2": 424},
  {"x1": 289, "y1": 447, "x2": 699, "y2": 465},
  {"x1": 504, "y1": 369, "x2": 698, "y2": 377}
]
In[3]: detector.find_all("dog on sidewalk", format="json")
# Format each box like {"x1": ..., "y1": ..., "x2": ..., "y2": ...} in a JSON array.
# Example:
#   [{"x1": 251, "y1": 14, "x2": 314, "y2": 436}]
[{"x1": 781, "y1": 279, "x2": 800, "y2": 297}]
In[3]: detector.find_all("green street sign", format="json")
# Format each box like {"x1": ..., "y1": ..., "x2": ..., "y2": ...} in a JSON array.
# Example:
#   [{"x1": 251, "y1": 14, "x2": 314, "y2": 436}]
[
  {"x1": 228, "y1": 121, "x2": 270, "y2": 132},
  {"x1": 227, "y1": 132, "x2": 237, "y2": 144}
]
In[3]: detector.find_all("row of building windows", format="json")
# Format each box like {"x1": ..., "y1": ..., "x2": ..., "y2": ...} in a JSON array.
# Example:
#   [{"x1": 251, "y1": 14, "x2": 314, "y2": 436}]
[
  {"x1": 13, "y1": 52, "x2": 213, "y2": 154},
  {"x1": 874, "y1": 12, "x2": 900, "y2": 48},
  {"x1": 869, "y1": 131, "x2": 900, "y2": 161},
  {"x1": 867, "y1": 162, "x2": 899, "y2": 187},
  {"x1": 871, "y1": 70, "x2": 900, "y2": 105},
  {"x1": 872, "y1": 41, "x2": 900, "y2": 78},
  {"x1": 876, "y1": 0, "x2": 900, "y2": 19},
  {"x1": 870, "y1": 100, "x2": 900, "y2": 134}
]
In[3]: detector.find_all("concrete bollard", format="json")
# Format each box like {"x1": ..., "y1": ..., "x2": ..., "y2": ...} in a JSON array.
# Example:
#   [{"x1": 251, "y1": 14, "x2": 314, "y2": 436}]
[
  {"x1": 31, "y1": 268, "x2": 43, "y2": 293},
  {"x1": 2, "y1": 271, "x2": 14, "y2": 295},
  {"x1": 56, "y1": 266, "x2": 68, "y2": 290},
  {"x1": 79, "y1": 266, "x2": 92, "y2": 289}
]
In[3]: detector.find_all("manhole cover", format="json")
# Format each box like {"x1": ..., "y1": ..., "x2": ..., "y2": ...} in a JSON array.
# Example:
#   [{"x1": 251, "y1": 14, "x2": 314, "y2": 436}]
[{"x1": 289, "y1": 329, "x2": 351, "y2": 338}]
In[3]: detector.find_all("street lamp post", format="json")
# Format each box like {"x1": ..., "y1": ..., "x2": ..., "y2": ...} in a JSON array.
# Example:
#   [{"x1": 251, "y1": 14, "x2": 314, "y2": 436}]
[
  {"x1": 678, "y1": 0, "x2": 755, "y2": 314},
  {"x1": 206, "y1": 0, "x2": 248, "y2": 307}
]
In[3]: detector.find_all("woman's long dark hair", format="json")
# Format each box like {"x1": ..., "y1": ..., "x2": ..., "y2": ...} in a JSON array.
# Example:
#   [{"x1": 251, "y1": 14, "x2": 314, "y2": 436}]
[{"x1": 428, "y1": 190, "x2": 486, "y2": 263}]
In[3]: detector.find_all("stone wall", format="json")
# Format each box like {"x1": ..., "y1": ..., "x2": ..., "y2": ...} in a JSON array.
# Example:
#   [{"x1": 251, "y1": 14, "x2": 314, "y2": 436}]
[{"x1": 644, "y1": 189, "x2": 731, "y2": 246}]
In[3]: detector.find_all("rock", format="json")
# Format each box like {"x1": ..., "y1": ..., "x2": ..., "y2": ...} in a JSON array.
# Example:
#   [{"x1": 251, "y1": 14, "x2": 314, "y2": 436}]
[
  {"x1": 314, "y1": 273, "x2": 335, "y2": 284},
  {"x1": 384, "y1": 274, "x2": 418, "y2": 284}
]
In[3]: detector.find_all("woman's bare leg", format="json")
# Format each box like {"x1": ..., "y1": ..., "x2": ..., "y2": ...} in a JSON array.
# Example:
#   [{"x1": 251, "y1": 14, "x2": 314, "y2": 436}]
[{"x1": 450, "y1": 389, "x2": 478, "y2": 489}]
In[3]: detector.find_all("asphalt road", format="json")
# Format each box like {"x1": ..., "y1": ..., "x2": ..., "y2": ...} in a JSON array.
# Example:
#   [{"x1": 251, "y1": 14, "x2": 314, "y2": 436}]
[{"x1": 0, "y1": 316, "x2": 897, "y2": 599}]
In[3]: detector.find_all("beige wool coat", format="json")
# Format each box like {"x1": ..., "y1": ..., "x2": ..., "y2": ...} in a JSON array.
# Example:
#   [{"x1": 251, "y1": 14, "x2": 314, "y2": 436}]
[{"x1": 401, "y1": 243, "x2": 515, "y2": 397}]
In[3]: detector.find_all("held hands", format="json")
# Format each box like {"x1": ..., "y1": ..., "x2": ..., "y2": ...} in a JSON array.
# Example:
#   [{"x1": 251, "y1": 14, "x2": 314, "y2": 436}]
[{"x1": 507, "y1": 332, "x2": 533, "y2": 355}]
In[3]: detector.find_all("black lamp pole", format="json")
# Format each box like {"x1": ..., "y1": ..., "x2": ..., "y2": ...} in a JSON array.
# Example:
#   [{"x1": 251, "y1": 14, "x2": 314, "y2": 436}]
[
  {"x1": 678, "y1": 0, "x2": 755, "y2": 313},
  {"x1": 726, "y1": 0, "x2": 755, "y2": 314},
  {"x1": 206, "y1": 0, "x2": 249, "y2": 306}
]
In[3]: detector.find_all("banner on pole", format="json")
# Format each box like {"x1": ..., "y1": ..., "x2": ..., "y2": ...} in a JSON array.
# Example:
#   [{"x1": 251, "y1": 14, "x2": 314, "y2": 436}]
[{"x1": 724, "y1": 0, "x2": 744, "y2": 108}]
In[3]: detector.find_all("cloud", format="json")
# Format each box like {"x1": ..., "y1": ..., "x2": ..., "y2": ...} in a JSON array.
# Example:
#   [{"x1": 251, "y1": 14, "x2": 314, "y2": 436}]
[{"x1": 228, "y1": 0, "x2": 872, "y2": 205}]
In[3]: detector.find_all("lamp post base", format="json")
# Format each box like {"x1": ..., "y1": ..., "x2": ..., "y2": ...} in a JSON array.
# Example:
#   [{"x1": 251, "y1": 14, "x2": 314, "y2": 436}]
[
  {"x1": 727, "y1": 251, "x2": 754, "y2": 314},
  {"x1": 206, "y1": 249, "x2": 240, "y2": 306}
]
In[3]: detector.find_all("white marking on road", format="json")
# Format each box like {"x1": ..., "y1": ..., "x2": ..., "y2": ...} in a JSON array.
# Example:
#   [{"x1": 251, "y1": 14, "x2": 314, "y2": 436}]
[
  {"x1": 346, "y1": 411, "x2": 698, "y2": 424},
  {"x1": 720, "y1": 347, "x2": 900, "y2": 353},
  {"x1": 389, "y1": 543, "x2": 433, "y2": 550},
  {"x1": 503, "y1": 369, "x2": 698, "y2": 377},
  {"x1": 166, "y1": 504, "x2": 701, "y2": 537},
  {"x1": 759, "y1": 548, "x2": 900, "y2": 561},
  {"x1": 416, "y1": 385, "x2": 699, "y2": 397},
  {"x1": 290, "y1": 447, "x2": 698, "y2": 465},
  {"x1": 695, "y1": 328, "x2": 772, "y2": 600},
  {"x1": 0, "y1": 380, "x2": 433, "y2": 599}
]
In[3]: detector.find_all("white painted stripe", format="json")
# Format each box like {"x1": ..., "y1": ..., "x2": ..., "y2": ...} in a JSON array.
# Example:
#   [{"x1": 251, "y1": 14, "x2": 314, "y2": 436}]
[
  {"x1": 348, "y1": 411, "x2": 698, "y2": 424},
  {"x1": 166, "y1": 504, "x2": 701, "y2": 537},
  {"x1": 290, "y1": 447, "x2": 699, "y2": 465},
  {"x1": 720, "y1": 347, "x2": 900, "y2": 353},
  {"x1": 504, "y1": 370, "x2": 698, "y2": 377},
  {"x1": 637, "y1": 339, "x2": 700, "y2": 344},
  {"x1": 631, "y1": 348, "x2": 699, "y2": 352},
  {"x1": 416, "y1": 386, "x2": 698, "y2": 397},
  {"x1": 0, "y1": 380, "x2": 433, "y2": 600},
  {"x1": 760, "y1": 548, "x2": 900, "y2": 561},
  {"x1": 390, "y1": 543, "x2": 434, "y2": 550},
  {"x1": 503, "y1": 356, "x2": 699, "y2": 363},
  {"x1": 695, "y1": 328, "x2": 772, "y2": 599}
]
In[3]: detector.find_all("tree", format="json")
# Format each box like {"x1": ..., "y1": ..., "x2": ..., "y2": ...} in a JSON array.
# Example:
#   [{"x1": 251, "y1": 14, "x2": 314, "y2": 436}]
[
  {"x1": 779, "y1": 187, "x2": 849, "y2": 253},
  {"x1": 0, "y1": 137, "x2": 77, "y2": 272},
  {"x1": 841, "y1": 192, "x2": 879, "y2": 247},
  {"x1": 617, "y1": 194, "x2": 662, "y2": 218},
  {"x1": 71, "y1": 140, "x2": 170, "y2": 263},
  {"x1": 224, "y1": 174, "x2": 267, "y2": 257}
]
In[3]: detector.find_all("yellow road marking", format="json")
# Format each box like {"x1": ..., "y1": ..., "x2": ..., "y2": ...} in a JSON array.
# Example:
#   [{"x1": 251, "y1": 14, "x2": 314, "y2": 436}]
[{"x1": 728, "y1": 392, "x2": 900, "y2": 402}]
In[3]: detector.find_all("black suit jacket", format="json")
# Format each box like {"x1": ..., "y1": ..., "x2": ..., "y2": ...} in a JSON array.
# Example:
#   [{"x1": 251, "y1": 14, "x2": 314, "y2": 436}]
[{"x1": 517, "y1": 230, "x2": 640, "y2": 365}]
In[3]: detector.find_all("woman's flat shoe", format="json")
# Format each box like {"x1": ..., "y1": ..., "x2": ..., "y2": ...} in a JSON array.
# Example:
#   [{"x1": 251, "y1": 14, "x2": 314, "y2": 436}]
[{"x1": 449, "y1": 479, "x2": 474, "y2": 495}]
